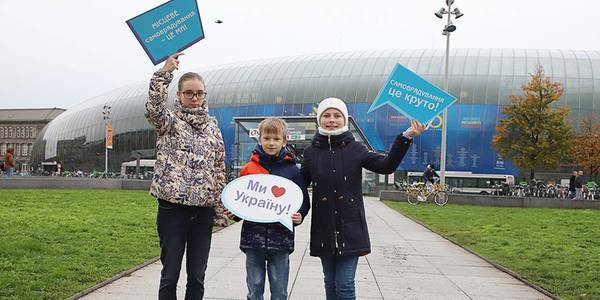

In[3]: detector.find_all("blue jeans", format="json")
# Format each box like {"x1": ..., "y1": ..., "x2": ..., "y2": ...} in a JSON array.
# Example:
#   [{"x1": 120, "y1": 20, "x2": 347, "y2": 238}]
[
  {"x1": 245, "y1": 248, "x2": 289, "y2": 300},
  {"x1": 320, "y1": 255, "x2": 359, "y2": 300},
  {"x1": 156, "y1": 199, "x2": 214, "y2": 300},
  {"x1": 5, "y1": 168, "x2": 14, "y2": 177}
]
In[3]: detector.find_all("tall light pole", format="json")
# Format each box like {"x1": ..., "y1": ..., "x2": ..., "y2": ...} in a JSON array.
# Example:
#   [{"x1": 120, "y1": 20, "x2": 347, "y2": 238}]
[
  {"x1": 435, "y1": 0, "x2": 463, "y2": 185},
  {"x1": 102, "y1": 105, "x2": 111, "y2": 175}
]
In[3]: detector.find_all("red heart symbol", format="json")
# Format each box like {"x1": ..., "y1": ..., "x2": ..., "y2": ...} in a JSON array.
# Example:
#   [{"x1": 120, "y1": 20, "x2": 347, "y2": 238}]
[{"x1": 271, "y1": 186, "x2": 286, "y2": 198}]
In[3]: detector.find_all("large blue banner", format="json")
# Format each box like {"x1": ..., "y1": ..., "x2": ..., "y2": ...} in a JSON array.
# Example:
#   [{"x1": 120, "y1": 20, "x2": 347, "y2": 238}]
[
  {"x1": 210, "y1": 103, "x2": 518, "y2": 176},
  {"x1": 127, "y1": 0, "x2": 204, "y2": 65}
]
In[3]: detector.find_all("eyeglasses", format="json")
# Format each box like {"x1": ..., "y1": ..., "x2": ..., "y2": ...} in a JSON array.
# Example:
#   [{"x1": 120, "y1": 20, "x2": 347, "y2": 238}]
[{"x1": 182, "y1": 90, "x2": 207, "y2": 100}]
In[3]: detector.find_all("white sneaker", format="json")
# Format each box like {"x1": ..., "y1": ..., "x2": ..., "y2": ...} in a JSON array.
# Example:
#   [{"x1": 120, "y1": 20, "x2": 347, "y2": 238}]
[{"x1": 417, "y1": 195, "x2": 426, "y2": 202}]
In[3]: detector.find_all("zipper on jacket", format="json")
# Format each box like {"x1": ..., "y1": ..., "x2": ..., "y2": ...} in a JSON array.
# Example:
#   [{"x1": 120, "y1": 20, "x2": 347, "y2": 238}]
[{"x1": 328, "y1": 135, "x2": 332, "y2": 151}]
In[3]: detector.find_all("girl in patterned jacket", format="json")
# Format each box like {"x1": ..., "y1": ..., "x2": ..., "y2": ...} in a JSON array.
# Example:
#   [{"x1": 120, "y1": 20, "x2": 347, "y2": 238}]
[{"x1": 145, "y1": 53, "x2": 229, "y2": 300}]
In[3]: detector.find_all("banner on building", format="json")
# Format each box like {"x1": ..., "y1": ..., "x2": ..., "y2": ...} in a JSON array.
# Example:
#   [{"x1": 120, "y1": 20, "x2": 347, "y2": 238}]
[{"x1": 106, "y1": 123, "x2": 113, "y2": 149}]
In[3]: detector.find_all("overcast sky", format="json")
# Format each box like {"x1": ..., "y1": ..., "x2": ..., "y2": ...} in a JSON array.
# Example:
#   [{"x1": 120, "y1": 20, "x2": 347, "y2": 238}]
[{"x1": 0, "y1": 0, "x2": 598, "y2": 110}]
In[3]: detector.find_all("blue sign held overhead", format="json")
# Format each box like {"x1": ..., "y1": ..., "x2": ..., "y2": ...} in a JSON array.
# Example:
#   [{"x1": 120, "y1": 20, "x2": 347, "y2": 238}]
[
  {"x1": 368, "y1": 64, "x2": 457, "y2": 125},
  {"x1": 127, "y1": 0, "x2": 204, "y2": 65}
]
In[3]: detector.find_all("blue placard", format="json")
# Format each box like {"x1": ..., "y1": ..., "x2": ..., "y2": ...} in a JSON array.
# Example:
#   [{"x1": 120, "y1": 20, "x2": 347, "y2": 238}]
[
  {"x1": 126, "y1": 0, "x2": 204, "y2": 65},
  {"x1": 368, "y1": 63, "x2": 457, "y2": 125}
]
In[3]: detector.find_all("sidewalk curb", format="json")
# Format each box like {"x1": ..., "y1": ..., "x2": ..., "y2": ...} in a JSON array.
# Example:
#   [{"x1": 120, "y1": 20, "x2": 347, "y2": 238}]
[
  {"x1": 67, "y1": 226, "x2": 229, "y2": 300},
  {"x1": 380, "y1": 200, "x2": 559, "y2": 300}
]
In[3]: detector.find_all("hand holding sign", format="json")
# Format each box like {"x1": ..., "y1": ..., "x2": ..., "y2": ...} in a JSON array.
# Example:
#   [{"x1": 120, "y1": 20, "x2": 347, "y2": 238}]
[
  {"x1": 404, "y1": 120, "x2": 428, "y2": 138},
  {"x1": 221, "y1": 174, "x2": 303, "y2": 231},
  {"x1": 162, "y1": 52, "x2": 184, "y2": 73}
]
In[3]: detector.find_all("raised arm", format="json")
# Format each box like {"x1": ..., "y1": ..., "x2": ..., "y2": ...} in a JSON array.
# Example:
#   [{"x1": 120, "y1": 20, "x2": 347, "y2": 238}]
[{"x1": 144, "y1": 54, "x2": 183, "y2": 135}]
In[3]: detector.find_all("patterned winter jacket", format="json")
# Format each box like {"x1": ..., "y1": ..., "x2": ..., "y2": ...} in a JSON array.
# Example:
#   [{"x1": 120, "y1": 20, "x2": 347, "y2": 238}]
[
  {"x1": 237, "y1": 145, "x2": 310, "y2": 253},
  {"x1": 145, "y1": 70, "x2": 229, "y2": 226}
]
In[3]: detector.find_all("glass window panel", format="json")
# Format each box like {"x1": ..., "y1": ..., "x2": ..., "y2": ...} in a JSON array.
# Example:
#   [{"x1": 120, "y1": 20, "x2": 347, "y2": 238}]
[
  {"x1": 359, "y1": 56, "x2": 379, "y2": 75},
  {"x1": 564, "y1": 59, "x2": 579, "y2": 78},
  {"x1": 538, "y1": 49, "x2": 552, "y2": 58},
  {"x1": 460, "y1": 76, "x2": 478, "y2": 104},
  {"x1": 551, "y1": 54, "x2": 565, "y2": 79},
  {"x1": 476, "y1": 50, "x2": 490, "y2": 75},
  {"x1": 365, "y1": 75, "x2": 387, "y2": 104},
  {"x1": 464, "y1": 49, "x2": 478, "y2": 75},
  {"x1": 428, "y1": 55, "x2": 444, "y2": 75},
  {"x1": 454, "y1": 48, "x2": 468, "y2": 56},
  {"x1": 372, "y1": 57, "x2": 390, "y2": 75},
  {"x1": 489, "y1": 57, "x2": 502, "y2": 75},
  {"x1": 578, "y1": 58, "x2": 593, "y2": 79},
  {"x1": 594, "y1": 80, "x2": 600, "y2": 110},
  {"x1": 416, "y1": 49, "x2": 436, "y2": 75},
  {"x1": 490, "y1": 48, "x2": 502, "y2": 57},
  {"x1": 486, "y1": 76, "x2": 500, "y2": 104},
  {"x1": 405, "y1": 49, "x2": 421, "y2": 71},
  {"x1": 538, "y1": 58, "x2": 552, "y2": 76},
  {"x1": 451, "y1": 55, "x2": 466, "y2": 75},
  {"x1": 579, "y1": 79, "x2": 593, "y2": 109},
  {"x1": 514, "y1": 57, "x2": 527, "y2": 76},
  {"x1": 498, "y1": 76, "x2": 513, "y2": 106},
  {"x1": 501, "y1": 53, "x2": 513, "y2": 76},
  {"x1": 564, "y1": 78, "x2": 579, "y2": 108}
]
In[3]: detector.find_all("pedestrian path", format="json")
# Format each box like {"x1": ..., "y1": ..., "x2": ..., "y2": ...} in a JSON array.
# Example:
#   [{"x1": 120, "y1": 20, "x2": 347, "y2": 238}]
[{"x1": 81, "y1": 197, "x2": 551, "y2": 299}]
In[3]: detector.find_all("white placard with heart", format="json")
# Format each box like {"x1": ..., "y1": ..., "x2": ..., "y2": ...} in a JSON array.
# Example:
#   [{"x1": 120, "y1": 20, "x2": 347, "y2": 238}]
[{"x1": 221, "y1": 174, "x2": 304, "y2": 231}]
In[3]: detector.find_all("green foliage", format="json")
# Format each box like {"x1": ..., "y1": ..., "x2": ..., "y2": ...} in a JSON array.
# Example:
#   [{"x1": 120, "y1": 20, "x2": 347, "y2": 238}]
[
  {"x1": 385, "y1": 201, "x2": 600, "y2": 299},
  {"x1": 492, "y1": 66, "x2": 571, "y2": 179},
  {"x1": 0, "y1": 189, "x2": 159, "y2": 300}
]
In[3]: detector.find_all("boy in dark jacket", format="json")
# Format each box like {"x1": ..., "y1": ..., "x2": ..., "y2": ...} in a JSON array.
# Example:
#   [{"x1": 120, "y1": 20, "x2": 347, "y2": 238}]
[{"x1": 226, "y1": 117, "x2": 310, "y2": 300}]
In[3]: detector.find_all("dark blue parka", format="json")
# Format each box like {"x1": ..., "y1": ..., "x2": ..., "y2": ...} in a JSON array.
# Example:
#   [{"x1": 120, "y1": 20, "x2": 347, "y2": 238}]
[
  {"x1": 301, "y1": 131, "x2": 411, "y2": 257},
  {"x1": 238, "y1": 145, "x2": 311, "y2": 253}
]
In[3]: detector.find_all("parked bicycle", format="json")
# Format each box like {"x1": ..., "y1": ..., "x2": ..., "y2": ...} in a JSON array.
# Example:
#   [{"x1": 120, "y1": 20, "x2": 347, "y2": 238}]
[{"x1": 406, "y1": 181, "x2": 449, "y2": 206}]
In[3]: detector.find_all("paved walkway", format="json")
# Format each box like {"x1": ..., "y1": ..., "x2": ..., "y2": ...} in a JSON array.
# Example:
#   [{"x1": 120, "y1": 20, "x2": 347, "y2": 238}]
[{"x1": 81, "y1": 197, "x2": 551, "y2": 299}]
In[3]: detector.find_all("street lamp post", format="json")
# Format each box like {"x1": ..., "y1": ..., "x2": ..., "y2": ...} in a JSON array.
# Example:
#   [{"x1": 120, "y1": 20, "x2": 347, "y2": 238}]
[
  {"x1": 102, "y1": 105, "x2": 111, "y2": 175},
  {"x1": 435, "y1": 0, "x2": 463, "y2": 186}
]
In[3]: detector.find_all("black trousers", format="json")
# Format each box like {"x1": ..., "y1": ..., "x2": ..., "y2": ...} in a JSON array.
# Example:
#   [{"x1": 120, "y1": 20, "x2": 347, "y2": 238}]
[{"x1": 156, "y1": 199, "x2": 214, "y2": 300}]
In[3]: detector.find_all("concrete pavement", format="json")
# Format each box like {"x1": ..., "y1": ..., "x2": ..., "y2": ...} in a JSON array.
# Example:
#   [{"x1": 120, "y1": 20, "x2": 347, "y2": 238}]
[{"x1": 80, "y1": 197, "x2": 552, "y2": 299}]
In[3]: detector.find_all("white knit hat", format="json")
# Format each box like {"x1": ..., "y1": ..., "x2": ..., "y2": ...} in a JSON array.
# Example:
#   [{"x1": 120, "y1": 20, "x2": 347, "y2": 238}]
[{"x1": 317, "y1": 97, "x2": 349, "y2": 136}]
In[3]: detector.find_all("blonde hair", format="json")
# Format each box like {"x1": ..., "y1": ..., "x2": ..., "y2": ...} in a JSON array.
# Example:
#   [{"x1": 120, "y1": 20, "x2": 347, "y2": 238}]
[
  {"x1": 177, "y1": 72, "x2": 205, "y2": 91},
  {"x1": 258, "y1": 118, "x2": 288, "y2": 139}
]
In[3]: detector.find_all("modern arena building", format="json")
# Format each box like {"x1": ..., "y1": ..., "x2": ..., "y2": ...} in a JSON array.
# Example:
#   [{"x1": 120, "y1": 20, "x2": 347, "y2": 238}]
[{"x1": 31, "y1": 48, "x2": 600, "y2": 178}]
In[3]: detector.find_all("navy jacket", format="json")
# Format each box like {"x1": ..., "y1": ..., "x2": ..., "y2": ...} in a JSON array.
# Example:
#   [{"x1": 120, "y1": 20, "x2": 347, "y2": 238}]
[
  {"x1": 301, "y1": 131, "x2": 411, "y2": 257},
  {"x1": 237, "y1": 145, "x2": 310, "y2": 253}
]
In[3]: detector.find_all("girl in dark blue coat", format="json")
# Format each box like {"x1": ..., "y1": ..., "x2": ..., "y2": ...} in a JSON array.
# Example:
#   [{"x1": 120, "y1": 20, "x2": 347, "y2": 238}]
[{"x1": 301, "y1": 98, "x2": 426, "y2": 300}]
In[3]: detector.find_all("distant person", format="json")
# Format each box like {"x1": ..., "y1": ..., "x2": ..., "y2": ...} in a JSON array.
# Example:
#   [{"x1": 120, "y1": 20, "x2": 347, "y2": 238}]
[
  {"x1": 423, "y1": 164, "x2": 440, "y2": 191},
  {"x1": 225, "y1": 117, "x2": 310, "y2": 300},
  {"x1": 568, "y1": 171, "x2": 577, "y2": 199},
  {"x1": 575, "y1": 170, "x2": 584, "y2": 200},
  {"x1": 145, "y1": 52, "x2": 230, "y2": 300},
  {"x1": 3, "y1": 147, "x2": 15, "y2": 177}
]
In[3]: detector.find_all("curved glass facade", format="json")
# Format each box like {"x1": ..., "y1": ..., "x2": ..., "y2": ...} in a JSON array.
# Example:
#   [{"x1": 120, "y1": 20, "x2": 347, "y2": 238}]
[{"x1": 31, "y1": 48, "x2": 600, "y2": 174}]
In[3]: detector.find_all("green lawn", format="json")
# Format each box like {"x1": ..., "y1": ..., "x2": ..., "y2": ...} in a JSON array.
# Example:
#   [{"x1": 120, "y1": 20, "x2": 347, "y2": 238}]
[
  {"x1": 0, "y1": 189, "x2": 159, "y2": 300},
  {"x1": 384, "y1": 201, "x2": 600, "y2": 300}
]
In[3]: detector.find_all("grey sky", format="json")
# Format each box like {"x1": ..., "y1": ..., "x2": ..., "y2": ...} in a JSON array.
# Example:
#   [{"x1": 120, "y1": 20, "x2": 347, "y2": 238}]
[{"x1": 0, "y1": 0, "x2": 598, "y2": 109}]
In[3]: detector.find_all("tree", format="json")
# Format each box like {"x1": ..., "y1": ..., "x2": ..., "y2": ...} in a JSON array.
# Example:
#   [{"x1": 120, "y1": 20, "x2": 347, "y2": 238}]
[
  {"x1": 571, "y1": 114, "x2": 600, "y2": 181},
  {"x1": 492, "y1": 66, "x2": 571, "y2": 180}
]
